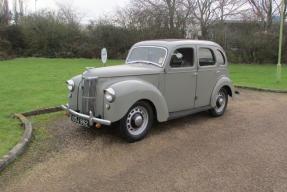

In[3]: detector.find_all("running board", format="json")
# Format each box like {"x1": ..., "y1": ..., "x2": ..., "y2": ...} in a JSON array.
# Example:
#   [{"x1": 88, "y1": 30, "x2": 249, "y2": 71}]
[{"x1": 168, "y1": 106, "x2": 212, "y2": 120}]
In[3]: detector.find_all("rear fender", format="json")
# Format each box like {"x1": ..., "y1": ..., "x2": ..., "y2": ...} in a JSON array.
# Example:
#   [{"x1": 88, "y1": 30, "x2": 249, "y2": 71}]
[{"x1": 211, "y1": 77, "x2": 234, "y2": 108}]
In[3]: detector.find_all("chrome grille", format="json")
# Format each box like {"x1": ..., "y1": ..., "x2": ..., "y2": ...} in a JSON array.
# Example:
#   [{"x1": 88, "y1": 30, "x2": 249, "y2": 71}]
[{"x1": 81, "y1": 77, "x2": 97, "y2": 114}]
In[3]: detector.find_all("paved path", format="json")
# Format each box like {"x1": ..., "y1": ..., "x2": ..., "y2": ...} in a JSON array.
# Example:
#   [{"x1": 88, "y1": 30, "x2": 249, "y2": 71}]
[{"x1": 1, "y1": 89, "x2": 287, "y2": 192}]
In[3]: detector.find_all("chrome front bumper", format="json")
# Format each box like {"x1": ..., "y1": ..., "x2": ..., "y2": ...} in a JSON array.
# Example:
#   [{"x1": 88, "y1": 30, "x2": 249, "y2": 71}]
[{"x1": 61, "y1": 104, "x2": 111, "y2": 126}]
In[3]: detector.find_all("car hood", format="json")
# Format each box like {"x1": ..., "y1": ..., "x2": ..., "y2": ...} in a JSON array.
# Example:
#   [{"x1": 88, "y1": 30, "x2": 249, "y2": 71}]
[{"x1": 82, "y1": 63, "x2": 163, "y2": 78}]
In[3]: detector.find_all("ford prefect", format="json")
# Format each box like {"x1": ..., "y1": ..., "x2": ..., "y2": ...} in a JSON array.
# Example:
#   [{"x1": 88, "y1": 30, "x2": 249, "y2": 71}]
[{"x1": 62, "y1": 40, "x2": 234, "y2": 142}]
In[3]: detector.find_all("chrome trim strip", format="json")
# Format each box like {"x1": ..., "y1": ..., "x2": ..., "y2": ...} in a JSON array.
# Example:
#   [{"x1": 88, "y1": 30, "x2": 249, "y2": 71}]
[
  {"x1": 82, "y1": 76, "x2": 98, "y2": 80},
  {"x1": 61, "y1": 104, "x2": 111, "y2": 126}
]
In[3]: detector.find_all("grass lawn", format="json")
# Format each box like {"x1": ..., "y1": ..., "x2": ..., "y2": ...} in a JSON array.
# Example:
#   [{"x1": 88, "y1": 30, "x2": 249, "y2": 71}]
[
  {"x1": 0, "y1": 58, "x2": 286, "y2": 158},
  {"x1": 0, "y1": 58, "x2": 122, "y2": 157},
  {"x1": 229, "y1": 64, "x2": 287, "y2": 91}
]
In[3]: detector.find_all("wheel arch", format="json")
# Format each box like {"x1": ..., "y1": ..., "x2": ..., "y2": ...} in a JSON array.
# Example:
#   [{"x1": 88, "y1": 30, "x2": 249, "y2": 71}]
[
  {"x1": 103, "y1": 80, "x2": 169, "y2": 123},
  {"x1": 222, "y1": 85, "x2": 233, "y2": 97},
  {"x1": 136, "y1": 99, "x2": 157, "y2": 120},
  {"x1": 211, "y1": 77, "x2": 234, "y2": 108}
]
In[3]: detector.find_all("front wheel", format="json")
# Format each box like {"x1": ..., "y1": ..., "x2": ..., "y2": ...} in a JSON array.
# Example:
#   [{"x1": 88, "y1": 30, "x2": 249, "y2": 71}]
[
  {"x1": 209, "y1": 88, "x2": 228, "y2": 117},
  {"x1": 119, "y1": 101, "x2": 154, "y2": 142}
]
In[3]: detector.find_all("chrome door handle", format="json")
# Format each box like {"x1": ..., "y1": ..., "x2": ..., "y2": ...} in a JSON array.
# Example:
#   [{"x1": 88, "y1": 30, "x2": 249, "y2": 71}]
[{"x1": 194, "y1": 72, "x2": 198, "y2": 76}]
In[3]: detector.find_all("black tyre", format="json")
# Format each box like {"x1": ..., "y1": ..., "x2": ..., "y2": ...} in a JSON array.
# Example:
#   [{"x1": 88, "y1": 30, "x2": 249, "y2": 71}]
[
  {"x1": 119, "y1": 101, "x2": 154, "y2": 142},
  {"x1": 209, "y1": 88, "x2": 228, "y2": 117}
]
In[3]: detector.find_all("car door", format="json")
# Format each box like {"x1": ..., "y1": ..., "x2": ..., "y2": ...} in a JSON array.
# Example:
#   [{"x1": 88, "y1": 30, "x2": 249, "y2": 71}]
[
  {"x1": 164, "y1": 46, "x2": 197, "y2": 112},
  {"x1": 195, "y1": 46, "x2": 218, "y2": 108}
]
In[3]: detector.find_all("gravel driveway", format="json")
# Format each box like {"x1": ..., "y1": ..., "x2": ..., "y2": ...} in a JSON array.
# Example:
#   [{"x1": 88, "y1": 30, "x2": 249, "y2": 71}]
[{"x1": 1, "y1": 89, "x2": 287, "y2": 192}]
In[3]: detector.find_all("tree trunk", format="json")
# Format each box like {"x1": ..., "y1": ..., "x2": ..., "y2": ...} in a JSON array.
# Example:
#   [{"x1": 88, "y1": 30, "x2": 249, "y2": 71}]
[
  {"x1": 201, "y1": 23, "x2": 208, "y2": 39},
  {"x1": 265, "y1": 0, "x2": 273, "y2": 31},
  {"x1": 165, "y1": 0, "x2": 176, "y2": 31}
]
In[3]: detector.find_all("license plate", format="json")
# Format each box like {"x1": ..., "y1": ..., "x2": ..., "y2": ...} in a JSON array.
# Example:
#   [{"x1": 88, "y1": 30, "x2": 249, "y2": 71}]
[{"x1": 71, "y1": 115, "x2": 89, "y2": 127}]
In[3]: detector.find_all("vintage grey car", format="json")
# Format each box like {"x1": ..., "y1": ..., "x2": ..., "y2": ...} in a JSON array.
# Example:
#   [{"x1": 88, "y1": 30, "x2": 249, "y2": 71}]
[{"x1": 62, "y1": 40, "x2": 234, "y2": 142}]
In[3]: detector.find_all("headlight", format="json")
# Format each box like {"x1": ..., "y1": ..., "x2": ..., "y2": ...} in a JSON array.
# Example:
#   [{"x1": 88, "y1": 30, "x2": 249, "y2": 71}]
[
  {"x1": 104, "y1": 88, "x2": 116, "y2": 103},
  {"x1": 66, "y1": 80, "x2": 75, "y2": 91}
]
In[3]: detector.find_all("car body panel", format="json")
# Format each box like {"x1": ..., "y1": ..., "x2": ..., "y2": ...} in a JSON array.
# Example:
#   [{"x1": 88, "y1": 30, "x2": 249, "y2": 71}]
[
  {"x1": 164, "y1": 44, "x2": 197, "y2": 112},
  {"x1": 211, "y1": 77, "x2": 234, "y2": 108},
  {"x1": 104, "y1": 79, "x2": 169, "y2": 122},
  {"x1": 83, "y1": 64, "x2": 163, "y2": 78}
]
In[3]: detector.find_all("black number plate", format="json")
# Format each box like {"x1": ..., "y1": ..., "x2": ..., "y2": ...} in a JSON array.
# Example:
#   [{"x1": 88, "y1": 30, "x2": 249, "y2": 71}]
[{"x1": 71, "y1": 115, "x2": 89, "y2": 127}]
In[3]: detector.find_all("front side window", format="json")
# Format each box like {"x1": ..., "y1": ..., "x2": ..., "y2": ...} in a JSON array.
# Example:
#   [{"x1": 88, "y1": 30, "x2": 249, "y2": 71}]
[
  {"x1": 170, "y1": 48, "x2": 194, "y2": 68},
  {"x1": 198, "y1": 48, "x2": 216, "y2": 66},
  {"x1": 126, "y1": 46, "x2": 167, "y2": 67}
]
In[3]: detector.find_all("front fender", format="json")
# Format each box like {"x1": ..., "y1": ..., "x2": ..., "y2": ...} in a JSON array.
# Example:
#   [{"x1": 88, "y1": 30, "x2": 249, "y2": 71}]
[
  {"x1": 103, "y1": 80, "x2": 169, "y2": 123},
  {"x1": 211, "y1": 77, "x2": 234, "y2": 108}
]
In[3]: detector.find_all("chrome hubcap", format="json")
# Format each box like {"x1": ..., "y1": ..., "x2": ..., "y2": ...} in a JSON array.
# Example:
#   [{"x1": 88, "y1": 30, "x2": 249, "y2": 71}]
[
  {"x1": 215, "y1": 91, "x2": 226, "y2": 113},
  {"x1": 218, "y1": 97, "x2": 224, "y2": 106},
  {"x1": 134, "y1": 115, "x2": 143, "y2": 127},
  {"x1": 126, "y1": 106, "x2": 149, "y2": 136}
]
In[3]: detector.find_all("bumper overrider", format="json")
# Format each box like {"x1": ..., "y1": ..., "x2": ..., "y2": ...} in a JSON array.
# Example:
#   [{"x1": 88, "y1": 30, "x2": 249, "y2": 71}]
[{"x1": 61, "y1": 104, "x2": 111, "y2": 126}]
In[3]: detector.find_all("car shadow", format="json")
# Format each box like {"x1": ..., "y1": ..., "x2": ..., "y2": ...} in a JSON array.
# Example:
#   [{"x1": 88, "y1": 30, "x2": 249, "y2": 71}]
[
  {"x1": 70, "y1": 111, "x2": 211, "y2": 144},
  {"x1": 151, "y1": 111, "x2": 210, "y2": 135}
]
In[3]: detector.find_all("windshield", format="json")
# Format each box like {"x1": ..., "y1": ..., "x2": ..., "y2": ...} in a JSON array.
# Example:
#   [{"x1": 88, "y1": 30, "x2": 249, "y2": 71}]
[{"x1": 126, "y1": 46, "x2": 167, "y2": 67}]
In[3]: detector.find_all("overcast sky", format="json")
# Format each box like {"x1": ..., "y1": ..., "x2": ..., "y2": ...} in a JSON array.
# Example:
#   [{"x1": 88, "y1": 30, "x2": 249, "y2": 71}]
[{"x1": 17, "y1": 0, "x2": 129, "y2": 23}]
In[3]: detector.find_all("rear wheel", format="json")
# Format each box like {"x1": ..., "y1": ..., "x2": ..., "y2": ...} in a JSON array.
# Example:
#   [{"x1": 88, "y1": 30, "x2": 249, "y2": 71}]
[
  {"x1": 119, "y1": 101, "x2": 154, "y2": 142},
  {"x1": 209, "y1": 88, "x2": 228, "y2": 117}
]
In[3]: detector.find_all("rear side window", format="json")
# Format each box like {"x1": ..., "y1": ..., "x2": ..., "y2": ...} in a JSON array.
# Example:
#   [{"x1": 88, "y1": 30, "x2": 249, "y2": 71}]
[
  {"x1": 198, "y1": 48, "x2": 216, "y2": 66},
  {"x1": 216, "y1": 50, "x2": 226, "y2": 65}
]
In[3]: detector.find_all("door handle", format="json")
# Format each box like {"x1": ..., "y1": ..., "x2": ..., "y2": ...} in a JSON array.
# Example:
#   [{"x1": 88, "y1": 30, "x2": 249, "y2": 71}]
[
  {"x1": 216, "y1": 70, "x2": 220, "y2": 74},
  {"x1": 194, "y1": 72, "x2": 198, "y2": 76}
]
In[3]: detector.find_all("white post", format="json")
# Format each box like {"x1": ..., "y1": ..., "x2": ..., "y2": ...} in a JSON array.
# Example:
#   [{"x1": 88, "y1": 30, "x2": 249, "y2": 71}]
[{"x1": 277, "y1": 0, "x2": 286, "y2": 82}]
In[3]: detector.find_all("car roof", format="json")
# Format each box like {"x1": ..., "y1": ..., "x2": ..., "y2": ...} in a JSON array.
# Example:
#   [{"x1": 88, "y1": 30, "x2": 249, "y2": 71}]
[{"x1": 134, "y1": 39, "x2": 223, "y2": 49}]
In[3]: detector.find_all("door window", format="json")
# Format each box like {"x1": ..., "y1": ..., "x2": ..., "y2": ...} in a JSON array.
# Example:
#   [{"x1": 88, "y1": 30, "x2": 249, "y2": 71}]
[
  {"x1": 198, "y1": 48, "x2": 216, "y2": 66},
  {"x1": 216, "y1": 50, "x2": 226, "y2": 65},
  {"x1": 170, "y1": 48, "x2": 194, "y2": 68}
]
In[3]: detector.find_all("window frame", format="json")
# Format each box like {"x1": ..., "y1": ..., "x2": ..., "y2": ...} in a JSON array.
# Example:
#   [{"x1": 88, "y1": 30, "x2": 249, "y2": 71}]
[
  {"x1": 216, "y1": 49, "x2": 226, "y2": 66},
  {"x1": 169, "y1": 47, "x2": 195, "y2": 68},
  {"x1": 126, "y1": 45, "x2": 168, "y2": 68},
  {"x1": 198, "y1": 47, "x2": 217, "y2": 67}
]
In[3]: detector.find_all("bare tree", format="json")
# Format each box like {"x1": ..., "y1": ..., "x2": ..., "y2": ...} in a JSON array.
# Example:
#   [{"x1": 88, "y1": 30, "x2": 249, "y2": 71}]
[
  {"x1": 0, "y1": 0, "x2": 4, "y2": 15},
  {"x1": 117, "y1": 0, "x2": 195, "y2": 37},
  {"x1": 136, "y1": 0, "x2": 177, "y2": 30},
  {"x1": 176, "y1": 0, "x2": 196, "y2": 35},
  {"x1": 193, "y1": 0, "x2": 213, "y2": 38},
  {"x1": 117, "y1": 0, "x2": 249, "y2": 39},
  {"x1": 190, "y1": 0, "x2": 247, "y2": 39},
  {"x1": 56, "y1": 2, "x2": 83, "y2": 24},
  {"x1": 115, "y1": 7, "x2": 133, "y2": 28},
  {"x1": 0, "y1": 0, "x2": 10, "y2": 25},
  {"x1": 284, "y1": 0, "x2": 287, "y2": 19},
  {"x1": 13, "y1": 0, "x2": 25, "y2": 24},
  {"x1": 214, "y1": 0, "x2": 248, "y2": 22},
  {"x1": 247, "y1": 0, "x2": 281, "y2": 31}
]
